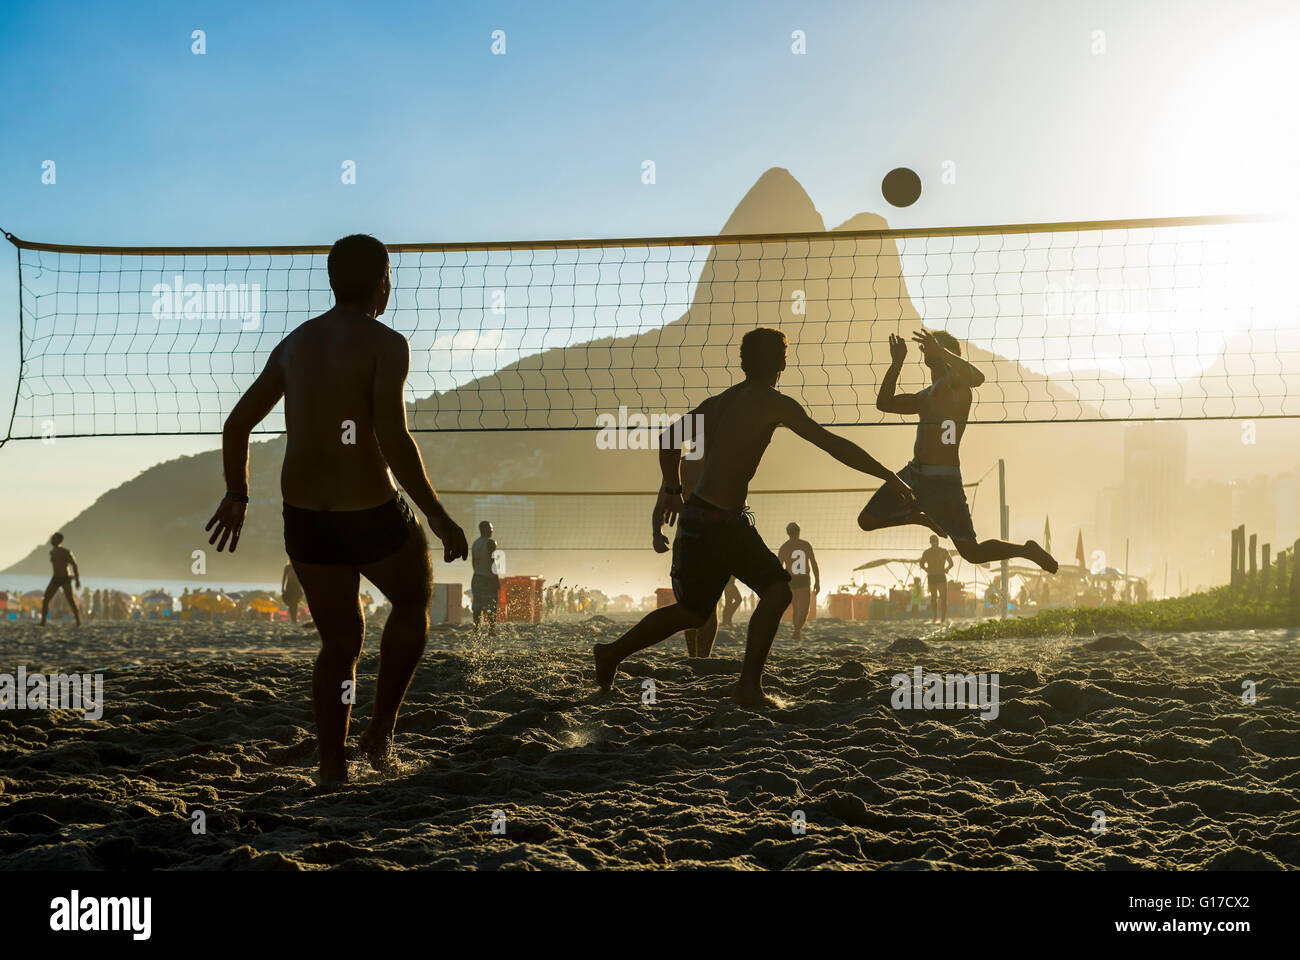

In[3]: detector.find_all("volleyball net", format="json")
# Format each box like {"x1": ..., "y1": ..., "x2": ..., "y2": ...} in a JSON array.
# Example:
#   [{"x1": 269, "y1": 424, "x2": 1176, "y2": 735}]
[{"x1": 3, "y1": 213, "x2": 1294, "y2": 443}]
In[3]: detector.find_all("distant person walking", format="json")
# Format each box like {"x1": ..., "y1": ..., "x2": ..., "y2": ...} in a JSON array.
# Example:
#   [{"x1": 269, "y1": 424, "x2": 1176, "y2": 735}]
[
  {"x1": 41, "y1": 532, "x2": 81, "y2": 627},
  {"x1": 908, "y1": 576, "x2": 924, "y2": 619},
  {"x1": 721, "y1": 577, "x2": 742, "y2": 627},
  {"x1": 282, "y1": 560, "x2": 305, "y2": 624}
]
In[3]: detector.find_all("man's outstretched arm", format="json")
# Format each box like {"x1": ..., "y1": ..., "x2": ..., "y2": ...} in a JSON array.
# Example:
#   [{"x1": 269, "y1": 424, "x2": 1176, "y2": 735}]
[
  {"x1": 221, "y1": 344, "x2": 286, "y2": 497},
  {"x1": 654, "y1": 405, "x2": 701, "y2": 530},
  {"x1": 780, "y1": 397, "x2": 915, "y2": 506},
  {"x1": 373, "y1": 333, "x2": 468, "y2": 561},
  {"x1": 206, "y1": 346, "x2": 286, "y2": 552}
]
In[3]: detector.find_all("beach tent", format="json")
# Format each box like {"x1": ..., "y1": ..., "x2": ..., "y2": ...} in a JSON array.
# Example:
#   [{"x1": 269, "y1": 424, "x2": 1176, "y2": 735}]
[
  {"x1": 239, "y1": 590, "x2": 282, "y2": 618},
  {"x1": 141, "y1": 590, "x2": 176, "y2": 618},
  {"x1": 185, "y1": 589, "x2": 238, "y2": 620}
]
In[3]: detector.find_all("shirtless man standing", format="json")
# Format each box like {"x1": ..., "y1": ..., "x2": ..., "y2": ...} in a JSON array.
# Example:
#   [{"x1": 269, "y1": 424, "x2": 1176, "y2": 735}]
[
  {"x1": 597, "y1": 327, "x2": 914, "y2": 706},
  {"x1": 41, "y1": 532, "x2": 81, "y2": 626},
  {"x1": 859, "y1": 329, "x2": 1057, "y2": 575},
  {"x1": 470, "y1": 521, "x2": 500, "y2": 636},
  {"x1": 919, "y1": 534, "x2": 953, "y2": 621},
  {"x1": 205, "y1": 234, "x2": 468, "y2": 785},
  {"x1": 777, "y1": 522, "x2": 819, "y2": 643}
]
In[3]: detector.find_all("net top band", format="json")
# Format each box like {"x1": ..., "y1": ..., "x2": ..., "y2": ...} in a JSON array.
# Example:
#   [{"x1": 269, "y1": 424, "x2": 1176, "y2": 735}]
[{"x1": 1, "y1": 213, "x2": 1273, "y2": 257}]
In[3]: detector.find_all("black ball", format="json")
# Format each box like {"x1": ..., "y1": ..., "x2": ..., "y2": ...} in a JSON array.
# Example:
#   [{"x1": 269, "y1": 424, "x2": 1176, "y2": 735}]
[{"x1": 882, "y1": 167, "x2": 922, "y2": 208}]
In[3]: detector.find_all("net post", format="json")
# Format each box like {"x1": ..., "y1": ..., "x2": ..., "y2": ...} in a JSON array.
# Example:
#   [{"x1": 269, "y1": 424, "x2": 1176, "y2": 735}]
[
  {"x1": 1292, "y1": 539, "x2": 1300, "y2": 609},
  {"x1": 998, "y1": 459, "x2": 1008, "y2": 621},
  {"x1": 2, "y1": 238, "x2": 22, "y2": 448}
]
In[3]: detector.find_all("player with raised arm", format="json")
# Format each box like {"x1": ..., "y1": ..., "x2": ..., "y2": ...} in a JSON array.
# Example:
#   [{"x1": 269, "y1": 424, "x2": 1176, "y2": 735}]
[
  {"x1": 204, "y1": 234, "x2": 468, "y2": 785},
  {"x1": 860, "y1": 329, "x2": 1057, "y2": 575},
  {"x1": 598, "y1": 327, "x2": 915, "y2": 706}
]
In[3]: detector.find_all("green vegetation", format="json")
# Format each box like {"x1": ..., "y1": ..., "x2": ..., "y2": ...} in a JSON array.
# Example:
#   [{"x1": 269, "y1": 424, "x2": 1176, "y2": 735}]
[{"x1": 945, "y1": 572, "x2": 1299, "y2": 641}]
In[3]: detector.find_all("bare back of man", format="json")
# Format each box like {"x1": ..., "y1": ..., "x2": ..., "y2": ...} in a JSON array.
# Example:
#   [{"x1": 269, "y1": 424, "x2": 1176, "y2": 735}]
[{"x1": 205, "y1": 234, "x2": 468, "y2": 785}]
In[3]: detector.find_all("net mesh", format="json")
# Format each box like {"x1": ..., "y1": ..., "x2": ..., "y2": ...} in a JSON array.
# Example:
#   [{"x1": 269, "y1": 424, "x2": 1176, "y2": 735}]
[
  {"x1": 433, "y1": 483, "x2": 983, "y2": 552},
  {"x1": 4, "y1": 214, "x2": 1293, "y2": 443}
]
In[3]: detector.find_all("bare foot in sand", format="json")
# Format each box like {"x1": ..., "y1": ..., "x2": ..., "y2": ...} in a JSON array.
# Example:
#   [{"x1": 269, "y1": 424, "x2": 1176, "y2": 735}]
[
  {"x1": 1024, "y1": 539, "x2": 1058, "y2": 574},
  {"x1": 731, "y1": 683, "x2": 780, "y2": 709},
  {"x1": 594, "y1": 642, "x2": 618, "y2": 691},
  {"x1": 356, "y1": 729, "x2": 398, "y2": 772}
]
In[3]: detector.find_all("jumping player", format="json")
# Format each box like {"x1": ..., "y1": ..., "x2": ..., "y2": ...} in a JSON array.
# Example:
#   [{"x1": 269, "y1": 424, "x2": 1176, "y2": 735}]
[{"x1": 860, "y1": 329, "x2": 1057, "y2": 575}]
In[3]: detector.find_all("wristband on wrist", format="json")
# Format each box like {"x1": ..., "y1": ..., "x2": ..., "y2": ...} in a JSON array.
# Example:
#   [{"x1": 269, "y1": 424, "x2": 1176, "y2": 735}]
[
  {"x1": 224, "y1": 491, "x2": 250, "y2": 504},
  {"x1": 662, "y1": 484, "x2": 683, "y2": 496}
]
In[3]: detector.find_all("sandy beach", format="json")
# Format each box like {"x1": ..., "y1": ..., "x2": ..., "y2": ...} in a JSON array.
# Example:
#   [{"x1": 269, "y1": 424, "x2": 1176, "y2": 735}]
[{"x1": 0, "y1": 615, "x2": 1296, "y2": 870}]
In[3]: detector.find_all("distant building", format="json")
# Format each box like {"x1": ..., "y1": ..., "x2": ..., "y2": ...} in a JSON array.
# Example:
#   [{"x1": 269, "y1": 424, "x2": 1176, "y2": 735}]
[{"x1": 1122, "y1": 421, "x2": 1187, "y2": 579}]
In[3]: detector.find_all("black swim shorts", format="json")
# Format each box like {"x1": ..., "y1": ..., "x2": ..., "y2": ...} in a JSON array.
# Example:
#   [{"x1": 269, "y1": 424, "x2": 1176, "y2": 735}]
[
  {"x1": 670, "y1": 495, "x2": 790, "y2": 619},
  {"x1": 283, "y1": 493, "x2": 418, "y2": 566},
  {"x1": 471, "y1": 572, "x2": 500, "y2": 613},
  {"x1": 863, "y1": 461, "x2": 977, "y2": 543}
]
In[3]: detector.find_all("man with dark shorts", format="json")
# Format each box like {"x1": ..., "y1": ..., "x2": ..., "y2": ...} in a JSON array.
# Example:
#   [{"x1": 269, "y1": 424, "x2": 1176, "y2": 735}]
[
  {"x1": 470, "y1": 521, "x2": 500, "y2": 635},
  {"x1": 859, "y1": 329, "x2": 1057, "y2": 575},
  {"x1": 596, "y1": 327, "x2": 914, "y2": 706},
  {"x1": 206, "y1": 234, "x2": 468, "y2": 785},
  {"x1": 919, "y1": 534, "x2": 953, "y2": 621},
  {"x1": 777, "y1": 522, "x2": 819, "y2": 643},
  {"x1": 653, "y1": 447, "x2": 723, "y2": 658},
  {"x1": 41, "y1": 532, "x2": 81, "y2": 627}
]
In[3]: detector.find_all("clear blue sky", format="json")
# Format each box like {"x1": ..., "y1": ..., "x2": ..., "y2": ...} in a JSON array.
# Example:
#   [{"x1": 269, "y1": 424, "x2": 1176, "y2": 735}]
[{"x1": 1, "y1": 0, "x2": 1296, "y2": 565}]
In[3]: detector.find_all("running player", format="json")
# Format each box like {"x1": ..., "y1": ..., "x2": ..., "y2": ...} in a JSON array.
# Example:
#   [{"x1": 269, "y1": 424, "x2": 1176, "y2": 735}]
[{"x1": 598, "y1": 327, "x2": 914, "y2": 705}]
